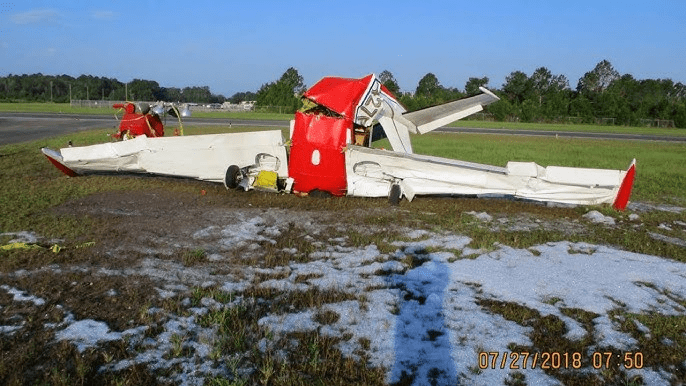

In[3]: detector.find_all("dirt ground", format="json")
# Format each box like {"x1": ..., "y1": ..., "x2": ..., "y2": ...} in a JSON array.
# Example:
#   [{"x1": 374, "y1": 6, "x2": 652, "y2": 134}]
[
  {"x1": 1, "y1": 184, "x2": 683, "y2": 385},
  {"x1": 0, "y1": 186, "x2": 408, "y2": 384}
]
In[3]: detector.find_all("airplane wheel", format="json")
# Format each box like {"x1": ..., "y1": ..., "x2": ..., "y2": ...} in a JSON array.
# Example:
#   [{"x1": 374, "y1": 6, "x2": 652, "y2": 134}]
[
  {"x1": 389, "y1": 184, "x2": 401, "y2": 206},
  {"x1": 224, "y1": 165, "x2": 241, "y2": 189}
]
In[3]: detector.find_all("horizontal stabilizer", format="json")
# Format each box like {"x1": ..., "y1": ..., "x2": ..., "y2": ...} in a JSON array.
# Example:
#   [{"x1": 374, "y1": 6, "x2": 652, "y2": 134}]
[{"x1": 402, "y1": 87, "x2": 500, "y2": 134}]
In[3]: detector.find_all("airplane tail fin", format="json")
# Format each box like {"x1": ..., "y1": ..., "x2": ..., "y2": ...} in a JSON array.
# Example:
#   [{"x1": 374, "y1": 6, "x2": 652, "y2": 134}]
[{"x1": 612, "y1": 159, "x2": 636, "y2": 211}]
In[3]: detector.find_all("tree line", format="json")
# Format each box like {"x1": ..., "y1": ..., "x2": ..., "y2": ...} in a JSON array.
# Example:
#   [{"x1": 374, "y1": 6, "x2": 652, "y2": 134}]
[
  {"x1": 0, "y1": 74, "x2": 236, "y2": 104},
  {"x1": 2, "y1": 60, "x2": 685, "y2": 128},
  {"x1": 250, "y1": 61, "x2": 686, "y2": 128}
]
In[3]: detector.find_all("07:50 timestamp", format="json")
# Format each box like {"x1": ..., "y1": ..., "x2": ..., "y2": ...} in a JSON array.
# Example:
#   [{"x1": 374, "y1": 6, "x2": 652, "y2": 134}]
[{"x1": 478, "y1": 351, "x2": 644, "y2": 370}]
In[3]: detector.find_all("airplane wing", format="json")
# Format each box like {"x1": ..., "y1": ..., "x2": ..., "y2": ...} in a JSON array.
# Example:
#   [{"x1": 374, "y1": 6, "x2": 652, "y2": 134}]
[
  {"x1": 42, "y1": 131, "x2": 289, "y2": 183},
  {"x1": 401, "y1": 87, "x2": 500, "y2": 134},
  {"x1": 345, "y1": 145, "x2": 636, "y2": 210}
]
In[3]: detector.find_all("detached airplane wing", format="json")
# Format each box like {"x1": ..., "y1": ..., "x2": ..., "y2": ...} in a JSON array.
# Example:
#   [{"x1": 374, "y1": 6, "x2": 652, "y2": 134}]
[
  {"x1": 402, "y1": 87, "x2": 500, "y2": 134},
  {"x1": 42, "y1": 131, "x2": 289, "y2": 183},
  {"x1": 345, "y1": 145, "x2": 637, "y2": 210}
]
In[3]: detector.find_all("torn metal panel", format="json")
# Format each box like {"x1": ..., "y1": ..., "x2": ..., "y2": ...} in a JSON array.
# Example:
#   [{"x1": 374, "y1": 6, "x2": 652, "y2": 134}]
[{"x1": 303, "y1": 75, "x2": 376, "y2": 119}]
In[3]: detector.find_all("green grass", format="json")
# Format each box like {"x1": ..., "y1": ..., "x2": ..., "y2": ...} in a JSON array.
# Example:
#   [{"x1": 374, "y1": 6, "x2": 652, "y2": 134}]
[
  {"x1": 190, "y1": 110, "x2": 293, "y2": 120},
  {"x1": 450, "y1": 119, "x2": 686, "y2": 137},
  {"x1": 0, "y1": 102, "x2": 116, "y2": 115}
]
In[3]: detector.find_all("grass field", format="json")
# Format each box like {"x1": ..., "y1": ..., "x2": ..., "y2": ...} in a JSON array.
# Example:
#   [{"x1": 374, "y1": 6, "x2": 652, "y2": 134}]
[
  {"x1": 450, "y1": 119, "x2": 686, "y2": 137},
  {"x1": 1, "y1": 119, "x2": 685, "y2": 385}
]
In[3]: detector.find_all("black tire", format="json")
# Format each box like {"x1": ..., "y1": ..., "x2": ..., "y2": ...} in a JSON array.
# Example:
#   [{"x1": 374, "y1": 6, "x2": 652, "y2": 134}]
[
  {"x1": 308, "y1": 189, "x2": 333, "y2": 198},
  {"x1": 224, "y1": 165, "x2": 241, "y2": 189},
  {"x1": 389, "y1": 184, "x2": 401, "y2": 206}
]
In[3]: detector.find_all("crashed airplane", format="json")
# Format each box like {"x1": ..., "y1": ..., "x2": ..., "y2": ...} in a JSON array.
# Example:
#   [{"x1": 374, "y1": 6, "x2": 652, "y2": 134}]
[{"x1": 42, "y1": 74, "x2": 636, "y2": 210}]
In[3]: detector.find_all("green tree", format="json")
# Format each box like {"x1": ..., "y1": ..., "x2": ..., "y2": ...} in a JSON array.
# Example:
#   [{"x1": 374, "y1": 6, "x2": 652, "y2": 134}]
[
  {"x1": 378, "y1": 70, "x2": 400, "y2": 96},
  {"x1": 279, "y1": 67, "x2": 306, "y2": 95},
  {"x1": 673, "y1": 101, "x2": 686, "y2": 128},
  {"x1": 229, "y1": 91, "x2": 257, "y2": 104},
  {"x1": 569, "y1": 94, "x2": 594, "y2": 122},
  {"x1": 577, "y1": 59, "x2": 619, "y2": 95},
  {"x1": 464, "y1": 76, "x2": 489, "y2": 96},
  {"x1": 415, "y1": 73, "x2": 441, "y2": 98},
  {"x1": 128, "y1": 79, "x2": 160, "y2": 101},
  {"x1": 255, "y1": 67, "x2": 305, "y2": 113},
  {"x1": 502, "y1": 71, "x2": 532, "y2": 104},
  {"x1": 181, "y1": 86, "x2": 213, "y2": 103},
  {"x1": 161, "y1": 87, "x2": 182, "y2": 102},
  {"x1": 488, "y1": 96, "x2": 513, "y2": 121}
]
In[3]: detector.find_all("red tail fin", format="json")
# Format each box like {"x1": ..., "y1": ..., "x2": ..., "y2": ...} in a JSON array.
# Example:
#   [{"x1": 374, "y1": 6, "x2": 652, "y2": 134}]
[{"x1": 612, "y1": 159, "x2": 636, "y2": 211}]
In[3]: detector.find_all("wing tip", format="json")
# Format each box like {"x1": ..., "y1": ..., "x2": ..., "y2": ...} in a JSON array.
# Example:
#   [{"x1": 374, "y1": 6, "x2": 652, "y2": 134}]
[
  {"x1": 42, "y1": 147, "x2": 79, "y2": 177},
  {"x1": 479, "y1": 87, "x2": 500, "y2": 101}
]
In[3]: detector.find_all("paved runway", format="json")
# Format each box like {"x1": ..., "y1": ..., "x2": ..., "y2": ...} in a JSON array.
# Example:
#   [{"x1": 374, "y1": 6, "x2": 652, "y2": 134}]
[
  {"x1": 0, "y1": 112, "x2": 291, "y2": 145},
  {"x1": 1, "y1": 112, "x2": 684, "y2": 146}
]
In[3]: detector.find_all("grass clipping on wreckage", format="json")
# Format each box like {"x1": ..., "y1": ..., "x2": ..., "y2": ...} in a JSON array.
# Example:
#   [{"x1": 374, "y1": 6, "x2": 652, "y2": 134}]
[{"x1": 0, "y1": 124, "x2": 685, "y2": 385}]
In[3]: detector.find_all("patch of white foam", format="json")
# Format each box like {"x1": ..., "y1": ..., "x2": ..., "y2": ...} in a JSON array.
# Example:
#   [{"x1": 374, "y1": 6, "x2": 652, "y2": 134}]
[
  {"x1": 0, "y1": 284, "x2": 45, "y2": 306},
  {"x1": 39, "y1": 211, "x2": 685, "y2": 385},
  {"x1": 55, "y1": 319, "x2": 123, "y2": 352},
  {"x1": 255, "y1": 234, "x2": 684, "y2": 385},
  {"x1": 219, "y1": 215, "x2": 279, "y2": 247},
  {"x1": 0, "y1": 231, "x2": 40, "y2": 244}
]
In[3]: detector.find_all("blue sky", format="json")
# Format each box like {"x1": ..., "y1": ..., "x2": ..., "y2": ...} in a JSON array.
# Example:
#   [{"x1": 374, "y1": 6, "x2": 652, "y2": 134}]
[{"x1": 1, "y1": 0, "x2": 685, "y2": 96}]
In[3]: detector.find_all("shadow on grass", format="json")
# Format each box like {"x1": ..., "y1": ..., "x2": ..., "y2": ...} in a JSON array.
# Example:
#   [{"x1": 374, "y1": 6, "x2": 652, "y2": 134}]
[{"x1": 389, "y1": 251, "x2": 457, "y2": 385}]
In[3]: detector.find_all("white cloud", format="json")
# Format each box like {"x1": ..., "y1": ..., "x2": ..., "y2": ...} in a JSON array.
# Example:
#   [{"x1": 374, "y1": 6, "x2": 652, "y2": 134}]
[{"x1": 11, "y1": 9, "x2": 60, "y2": 25}]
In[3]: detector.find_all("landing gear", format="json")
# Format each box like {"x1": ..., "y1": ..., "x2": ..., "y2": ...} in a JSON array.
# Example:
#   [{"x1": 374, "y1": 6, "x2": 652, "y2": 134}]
[
  {"x1": 389, "y1": 184, "x2": 401, "y2": 206},
  {"x1": 224, "y1": 165, "x2": 242, "y2": 189}
]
